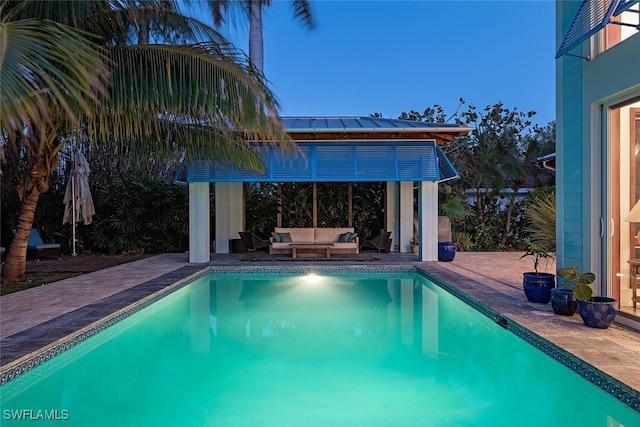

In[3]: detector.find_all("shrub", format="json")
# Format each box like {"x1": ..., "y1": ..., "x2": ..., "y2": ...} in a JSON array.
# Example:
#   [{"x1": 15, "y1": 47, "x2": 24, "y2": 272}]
[{"x1": 90, "y1": 175, "x2": 188, "y2": 253}]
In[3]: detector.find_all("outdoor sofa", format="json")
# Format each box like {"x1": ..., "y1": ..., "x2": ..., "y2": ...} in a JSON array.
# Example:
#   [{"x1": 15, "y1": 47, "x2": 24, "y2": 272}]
[{"x1": 269, "y1": 227, "x2": 359, "y2": 255}]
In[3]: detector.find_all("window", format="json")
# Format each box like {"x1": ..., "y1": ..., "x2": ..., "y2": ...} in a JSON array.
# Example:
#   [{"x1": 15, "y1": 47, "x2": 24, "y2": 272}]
[{"x1": 604, "y1": 1, "x2": 640, "y2": 51}]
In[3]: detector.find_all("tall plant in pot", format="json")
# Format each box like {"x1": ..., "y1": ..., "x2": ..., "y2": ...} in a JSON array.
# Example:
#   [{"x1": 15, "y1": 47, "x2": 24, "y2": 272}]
[
  {"x1": 521, "y1": 189, "x2": 556, "y2": 304},
  {"x1": 521, "y1": 242, "x2": 556, "y2": 304},
  {"x1": 557, "y1": 266, "x2": 617, "y2": 329}
]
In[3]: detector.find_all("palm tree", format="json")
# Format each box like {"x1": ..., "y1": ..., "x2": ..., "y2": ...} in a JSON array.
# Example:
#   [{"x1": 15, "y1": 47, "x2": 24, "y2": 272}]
[
  {"x1": 205, "y1": 0, "x2": 314, "y2": 71},
  {"x1": 0, "y1": 0, "x2": 292, "y2": 284}
]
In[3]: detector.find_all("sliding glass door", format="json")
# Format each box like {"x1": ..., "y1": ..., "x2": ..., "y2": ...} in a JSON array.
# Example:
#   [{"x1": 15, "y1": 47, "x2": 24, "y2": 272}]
[{"x1": 609, "y1": 100, "x2": 640, "y2": 308}]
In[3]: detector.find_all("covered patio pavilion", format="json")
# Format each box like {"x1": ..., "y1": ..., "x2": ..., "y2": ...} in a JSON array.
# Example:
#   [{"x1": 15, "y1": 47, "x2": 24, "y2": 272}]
[{"x1": 183, "y1": 117, "x2": 472, "y2": 263}]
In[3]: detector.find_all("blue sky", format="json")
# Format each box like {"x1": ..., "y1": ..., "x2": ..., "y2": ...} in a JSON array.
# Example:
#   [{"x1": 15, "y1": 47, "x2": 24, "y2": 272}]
[{"x1": 209, "y1": 0, "x2": 556, "y2": 127}]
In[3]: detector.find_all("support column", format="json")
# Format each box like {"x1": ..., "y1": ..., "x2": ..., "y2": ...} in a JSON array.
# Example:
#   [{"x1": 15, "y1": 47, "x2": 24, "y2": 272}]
[
  {"x1": 400, "y1": 181, "x2": 414, "y2": 253},
  {"x1": 215, "y1": 182, "x2": 231, "y2": 254},
  {"x1": 386, "y1": 182, "x2": 400, "y2": 251},
  {"x1": 418, "y1": 181, "x2": 438, "y2": 261},
  {"x1": 189, "y1": 182, "x2": 210, "y2": 263},
  {"x1": 277, "y1": 184, "x2": 282, "y2": 227}
]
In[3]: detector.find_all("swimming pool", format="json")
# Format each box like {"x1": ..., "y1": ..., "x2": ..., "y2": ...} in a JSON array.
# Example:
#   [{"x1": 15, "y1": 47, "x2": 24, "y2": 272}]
[{"x1": 1, "y1": 267, "x2": 639, "y2": 426}]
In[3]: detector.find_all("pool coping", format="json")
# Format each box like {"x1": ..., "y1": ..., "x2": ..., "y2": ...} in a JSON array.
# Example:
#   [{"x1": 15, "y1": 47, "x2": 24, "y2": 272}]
[{"x1": 1, "y1": 263, "x2": 639, "y2": 415}]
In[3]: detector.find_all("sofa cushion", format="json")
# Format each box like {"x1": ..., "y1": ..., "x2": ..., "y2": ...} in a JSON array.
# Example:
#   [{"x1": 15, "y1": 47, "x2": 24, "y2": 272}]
[
  {"x1": 275, "y1": 227, "x2": 314, "y2": 243},
  {"x1": 280, "y1": 233, "x2": 292, "y2": 243},
  {"x1": 337, "y1": 232, "x2": 350, "y2": 242},
  {"x1": 315, "y1": 227, "x2": 354, "y2": 243},
  {"x1": 271, "y1": 232, "x2": 281, "y2": 242},
  {"x1": 348, "y1": 232, "x2": 358, "y2": 242}
]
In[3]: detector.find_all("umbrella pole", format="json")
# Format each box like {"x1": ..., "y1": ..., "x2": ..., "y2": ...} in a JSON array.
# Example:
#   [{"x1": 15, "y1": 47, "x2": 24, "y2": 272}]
[{"x1": 71, "y1": 150, "x2": 77, "y2": 256}]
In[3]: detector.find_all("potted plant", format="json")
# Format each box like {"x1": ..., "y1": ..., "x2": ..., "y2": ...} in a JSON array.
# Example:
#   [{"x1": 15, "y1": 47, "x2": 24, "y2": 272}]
[
  {"x1": 438, "y1": 241, "x2": 456, "y2": 261},
  {"x1": 521, "y1": 242, "x2": 556, "y2": 304},
  {"x1": 551, "y1": 266, "x2": 586, "y2": 316},
  {"x1": 437, "y1": 192, "x2": 466, "y2": 262},
  {"x1": 409, "y1": 237, "x2": 419, "y2": 254},
  {"x1": 557, "y1": 266, "x2": 617, "y2": 328}
]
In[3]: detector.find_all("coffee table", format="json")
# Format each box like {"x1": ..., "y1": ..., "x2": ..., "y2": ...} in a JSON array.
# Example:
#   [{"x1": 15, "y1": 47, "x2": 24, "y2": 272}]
[{"x1": 290, "y1": 243, "x2": 334, "y2": 259}]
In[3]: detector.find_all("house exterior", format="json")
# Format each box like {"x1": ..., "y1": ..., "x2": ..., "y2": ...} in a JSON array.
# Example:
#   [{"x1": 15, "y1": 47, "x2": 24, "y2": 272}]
[
  {"x1": 556, "y1": 0, "x2": 640, "y2": 317},
  {"x1": 182, "y1": 117, "x2": 471, "y2": 263}
]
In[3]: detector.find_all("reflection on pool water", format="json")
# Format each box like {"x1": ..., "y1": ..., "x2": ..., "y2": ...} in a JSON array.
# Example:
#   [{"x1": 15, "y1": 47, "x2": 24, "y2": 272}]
[{"x1": 1, "y1": 270, "x2": 639, "y2": 426}]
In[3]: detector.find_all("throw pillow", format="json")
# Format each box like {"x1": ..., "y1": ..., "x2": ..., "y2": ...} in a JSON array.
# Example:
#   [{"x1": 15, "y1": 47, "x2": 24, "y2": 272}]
[
  {"x1": 337, "y1": 232, "x2": 350, "y2": 242},
  {"x1": 280, "y1": 233, "x2": 292, "y2": 243},
  {"x1": 271, "y1": 232, "x2": 281, "y2": 243},
  {"x1": 348, "y1": 232, "x2": 358, "y2": 242}
]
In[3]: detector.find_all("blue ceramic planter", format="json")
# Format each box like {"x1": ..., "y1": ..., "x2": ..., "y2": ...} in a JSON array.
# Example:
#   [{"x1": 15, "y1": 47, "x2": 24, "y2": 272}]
[
  {"x1": 550, "y1": 288, "x2": 577, "y2": 316},
  {"x1": 438, "y1": 242, "x2": 456, "y2": 262},
  {"x1": 577, "y1": 297, "x2": 617, "y2": 329},
  {"x1": 522, "y1": 272, "x2": 555, "y2": 304}
]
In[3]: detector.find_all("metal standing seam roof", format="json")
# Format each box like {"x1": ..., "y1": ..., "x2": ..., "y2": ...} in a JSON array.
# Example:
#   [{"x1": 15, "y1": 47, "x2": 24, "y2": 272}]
[{"x1": 280, "y1": 116, "x2": 472, "y2": 135}]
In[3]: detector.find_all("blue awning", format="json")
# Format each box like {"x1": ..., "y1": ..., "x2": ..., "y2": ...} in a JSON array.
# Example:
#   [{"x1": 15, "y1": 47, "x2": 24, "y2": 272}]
[
  {"x1": 183, "y1": 141, "x2": 458, "y2": 183},
  {"x1": 616, "y1": 0, "x2": 640, "y2": 14},
  {"x1": 556, "y1": 0, "x2": 640, "y2": 59}
]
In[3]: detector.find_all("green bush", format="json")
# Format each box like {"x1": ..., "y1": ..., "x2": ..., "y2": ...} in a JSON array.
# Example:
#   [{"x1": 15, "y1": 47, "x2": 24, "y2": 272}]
[
  {"x1": 90, "y1": 175, "x2": 188, "y2": 254},
  {"x1": 245, "y1": 183, "x2": 278, "y2": 237}
]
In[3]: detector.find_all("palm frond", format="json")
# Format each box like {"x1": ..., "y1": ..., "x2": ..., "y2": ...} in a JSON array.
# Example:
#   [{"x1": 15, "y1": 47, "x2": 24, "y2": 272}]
[
  {"x1": 200, "y1": 0, "x2": 250, "y2": 28},
  {"x1": 0, "y1": 18, "x2": 108, "y2": 143},
  {"x1": 523, "y1": 190, "x2": 556, "y2": 249},
  {"x1": 92, "y1": 42, "x2": 293, "y2": 169},
  {"x1": 291, "y1": 0, "x2": 315, "y2": 28}
]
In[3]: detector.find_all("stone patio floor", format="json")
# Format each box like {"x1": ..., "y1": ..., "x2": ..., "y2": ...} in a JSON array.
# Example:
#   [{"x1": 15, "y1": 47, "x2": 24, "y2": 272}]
[{"x1": 1, "y1": 251, "x2": 639, "y2": 395}]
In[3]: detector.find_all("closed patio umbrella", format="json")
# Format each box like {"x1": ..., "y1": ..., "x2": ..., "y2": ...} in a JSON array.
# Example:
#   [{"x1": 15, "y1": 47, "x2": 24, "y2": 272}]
[{"x1": 63, "y1": 151, "x2": 95, "y2": 255}]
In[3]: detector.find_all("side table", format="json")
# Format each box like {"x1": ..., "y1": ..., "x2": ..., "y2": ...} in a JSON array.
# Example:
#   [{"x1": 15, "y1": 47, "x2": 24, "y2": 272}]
[{"x1": 627, "y1": 259, "x2": 640, "y2": 309}]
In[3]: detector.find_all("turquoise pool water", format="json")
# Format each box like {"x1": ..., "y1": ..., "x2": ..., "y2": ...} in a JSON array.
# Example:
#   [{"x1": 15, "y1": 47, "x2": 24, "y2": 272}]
[{"x1": 1, "y1": 271, "x2": 639, "y2": 426}]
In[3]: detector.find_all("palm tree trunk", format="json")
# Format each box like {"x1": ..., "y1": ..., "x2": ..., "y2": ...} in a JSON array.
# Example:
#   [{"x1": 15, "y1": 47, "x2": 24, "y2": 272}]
[
  {"x1": 475, "y1": 187, "x2": 484, "y2": 224},
  {"x1": 138, "y1": 22, "x2": 150, "y2": 44},
  {"x1": 1, "y1": 177, "x2": 44, "y2": 285},
  {"x1": 249, "y1": 0, "x2": 264, "y2": 71},
  {"x1": 501, "y1": 189, "x2": 519, "y2": 247},
  {"x1": 1, "y1": 142, "x2": 54, "y2": 285}
]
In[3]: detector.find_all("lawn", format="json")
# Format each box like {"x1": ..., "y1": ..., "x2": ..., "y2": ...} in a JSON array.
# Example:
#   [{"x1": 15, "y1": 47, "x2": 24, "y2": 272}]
[{"x1": 1, "y1": 272, "x2": 83, "y2": 296}]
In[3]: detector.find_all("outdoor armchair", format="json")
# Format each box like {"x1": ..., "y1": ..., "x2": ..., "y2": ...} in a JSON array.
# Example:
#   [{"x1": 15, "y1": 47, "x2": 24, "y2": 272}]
[
  {"x1": 360, "y1": 231, "x2": 392, "y2": 253},
  {"x1": 238, "y1": 232, "x2": 271, "y2": 252},
  {"x1": 26, "y1": 228, "x2": 62, "y2": 260}
]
